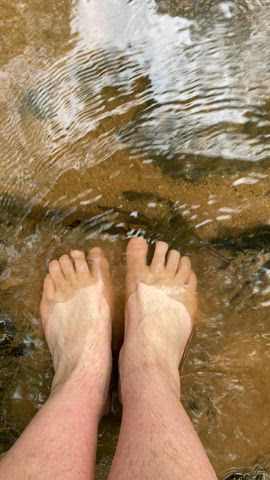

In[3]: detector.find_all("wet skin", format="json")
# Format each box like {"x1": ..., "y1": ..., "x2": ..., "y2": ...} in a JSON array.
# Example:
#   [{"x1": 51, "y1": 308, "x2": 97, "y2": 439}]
[{"x1": 40, "y1": 238, "x2": 197, "y2": 403}]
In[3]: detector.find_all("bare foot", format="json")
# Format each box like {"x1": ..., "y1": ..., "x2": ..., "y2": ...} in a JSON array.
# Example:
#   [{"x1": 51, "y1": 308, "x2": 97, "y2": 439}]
[
  {"x1": 40, "y1": 247, "x2": 113, "y2": 413},
  {"x1": 120, "y1": 237, "x2": 197, "y2": 399}
]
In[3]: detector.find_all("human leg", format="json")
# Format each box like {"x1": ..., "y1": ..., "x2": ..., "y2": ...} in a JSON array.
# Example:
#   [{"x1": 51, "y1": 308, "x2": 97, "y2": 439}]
[
  {"x1": 109, "y1": 238, "x2": 217, "y2": 480},
  {"x1": 0, "y1": 248, "x2": 112, "y2": 480}
]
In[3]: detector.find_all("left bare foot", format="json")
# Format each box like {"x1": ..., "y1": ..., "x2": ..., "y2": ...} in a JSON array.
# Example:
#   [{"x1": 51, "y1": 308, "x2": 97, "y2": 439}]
[{"x1": 40, "y1": 248, "x2": 113, "y2": 413}]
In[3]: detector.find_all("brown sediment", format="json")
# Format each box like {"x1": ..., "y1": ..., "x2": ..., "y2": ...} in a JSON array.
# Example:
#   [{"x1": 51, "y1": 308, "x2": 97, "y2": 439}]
[{"x1": 1, "y1": 154, "x2": 270, "y2": 241}]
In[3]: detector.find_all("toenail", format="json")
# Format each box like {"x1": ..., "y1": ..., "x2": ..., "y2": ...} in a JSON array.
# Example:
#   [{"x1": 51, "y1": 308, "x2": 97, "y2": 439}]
[
  {"x1": 60, "y1": 255, "x2": 70, "y2": 263},
  {"x1": 156, "y1": 241, "x2": 168, "y2": 249},
  {"x1": 129, "y1": 239, "x2": 147, "y2": 249},
  {"x1": 181, "y1": 256, "x2": 191, "y2": 265},
  {"x1": 89, "y1": 248, "x2": 104, "y2": 256},
  {"x1": 130, "y1": 237, "x2": 147, "y2": 244},
  {"x1": 49, "y1": 261, "x2": 61, "y2": 271},
  {"x1": 71, "y1": 250, "x2": 84, "y2": 257}
]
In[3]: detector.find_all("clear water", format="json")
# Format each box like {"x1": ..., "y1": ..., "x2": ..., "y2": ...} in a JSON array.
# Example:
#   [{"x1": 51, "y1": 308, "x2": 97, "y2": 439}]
[{"x1": 0, "y1": 1, "x2": 270, "y2": 478}]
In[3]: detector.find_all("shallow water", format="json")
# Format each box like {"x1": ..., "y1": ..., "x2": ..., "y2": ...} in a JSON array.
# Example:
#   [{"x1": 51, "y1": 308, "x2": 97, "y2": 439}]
[{"x1": 0, "y1": 0, "x2": 270, "y2": 478}]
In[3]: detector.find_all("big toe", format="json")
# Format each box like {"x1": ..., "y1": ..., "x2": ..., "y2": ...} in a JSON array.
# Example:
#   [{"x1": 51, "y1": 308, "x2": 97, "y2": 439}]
[
  {"x1": 88, "y1": 247, "x2": 113, "y2": 311},
  {"x1": 87, "y1": 247, "x2": 110, "y2": 281},
  {"x1": 70, "y1": 250, "x2": 90, "y2": 281},
  {"x1": 150, "y1": 241, "x2": 169, "y2": 273},
  {"x1": 177, "y1": 256, "x2": 192, "y2": 284},
  {"x1": 126, "y1": 237, "x2": 148, "y2": 271},
  {"x1": 187, "y1": 271, "x2": 197, "y2": 291}
]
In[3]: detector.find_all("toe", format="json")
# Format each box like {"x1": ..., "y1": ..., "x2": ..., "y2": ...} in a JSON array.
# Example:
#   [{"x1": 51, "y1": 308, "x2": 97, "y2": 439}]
[
  {"x1": 70, "y1": 250, "x2": 90, "y2": 280},
  {"x1": 48, "y1": 260, "x2": 66, "y2": 289},
  {"x1": 43, "y1": 274, "x2": 55, "y2": 300},
  {"x1": 126, "y1": 237, "x2": 148, "y2": 271},
  {"x1": 150, "y1": 241, "x2": 169, "y2": 273},
  {"x1": 166, "y1": 249, "x2": 181, "y2": 275},
  {"x1": 59, "y1": 254, "x2": 76, "y2": 283},
  {"x1": 88, "y1": 248, "x2": 113, "y2": 310},
  {"x1": 176, "y1": 256, "x2": 192, "y2": 283},
  {"x1": 87, "y1": 248, "x2": 109, "y2": 281},
  {"x1": 187, "y1": 271, "x2": 197, "y2": 291}
]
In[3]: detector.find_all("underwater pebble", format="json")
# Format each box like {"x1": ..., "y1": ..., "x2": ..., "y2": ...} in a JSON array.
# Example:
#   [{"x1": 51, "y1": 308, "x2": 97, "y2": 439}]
[
  {"x1": 232, "y1": 177, "x2": 259, "y2": 186},
  {"x1": 0, "y1": 314, "x2": 16, "y2": 347},
  {"x1": 195, "y1": 219, "x2": 213, "y2": 229},
  {"x1": 216, "y1": 215, "x2": 232, "y2": 221}
]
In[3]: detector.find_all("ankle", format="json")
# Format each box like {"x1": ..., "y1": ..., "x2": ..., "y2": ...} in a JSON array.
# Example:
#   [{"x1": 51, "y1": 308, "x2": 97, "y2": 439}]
[
  {"x1": 50, "y1": 328, "x2": 112, "y2": 390},
  {"x1": 119, "y1": 346, "x2": 181, "y2": 404},
  {"x1": 51, "y1": 360, "x2": 111, "y2": 412},
  {"x1": 120, "y1": 371, "x2": 181, "y2": 407}
]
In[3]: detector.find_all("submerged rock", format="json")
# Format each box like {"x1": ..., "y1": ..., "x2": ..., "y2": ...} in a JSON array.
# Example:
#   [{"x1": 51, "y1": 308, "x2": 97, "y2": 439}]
[
  {"x1": 223, "y1": 471, "x2": 267, "y2": 480},
  {"x1": 211, "y1": 225, "x2": 270, "y2": 253},
  {"x1": 0, "y1": 314, "x2": 16, "y2": 350},
  {"x1": 0, "y1": 428, "x2": 18, "y2": 454}
]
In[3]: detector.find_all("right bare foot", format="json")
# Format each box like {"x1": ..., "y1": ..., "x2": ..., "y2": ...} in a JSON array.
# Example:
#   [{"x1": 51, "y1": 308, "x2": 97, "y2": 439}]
[
  {"x1": 40, "y1": 247, "x2": 113, "y2": 414},
  {"x1": 119, "y1": 237, "x2": 197, "y2": 400}
]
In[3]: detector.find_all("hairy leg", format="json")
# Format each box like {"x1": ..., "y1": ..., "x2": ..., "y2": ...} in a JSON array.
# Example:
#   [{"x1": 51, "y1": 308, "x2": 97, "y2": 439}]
[
  {"x1": 0, "y1": 248, "x2": 113, "y2": 480},
  {"x1": 109, "y1": 238, "x2": 217, "y2": 480}
]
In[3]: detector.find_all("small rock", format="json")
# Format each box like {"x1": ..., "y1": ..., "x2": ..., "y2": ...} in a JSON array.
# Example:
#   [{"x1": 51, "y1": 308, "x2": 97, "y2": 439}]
[{"x1": 0, "y1": 314, "x2": 16, "y2": 348}]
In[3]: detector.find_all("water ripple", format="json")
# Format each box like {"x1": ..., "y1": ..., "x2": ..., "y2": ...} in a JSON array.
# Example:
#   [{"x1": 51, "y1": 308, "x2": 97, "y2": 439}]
[{"x1": 1, "y1": 1, "x2": 270, "y2": 476}]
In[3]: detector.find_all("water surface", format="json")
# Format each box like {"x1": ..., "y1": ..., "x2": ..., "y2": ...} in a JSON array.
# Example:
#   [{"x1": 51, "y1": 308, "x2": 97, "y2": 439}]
[{"x1": 0, "y1": 1, "x2": 270, "y2": 478}]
